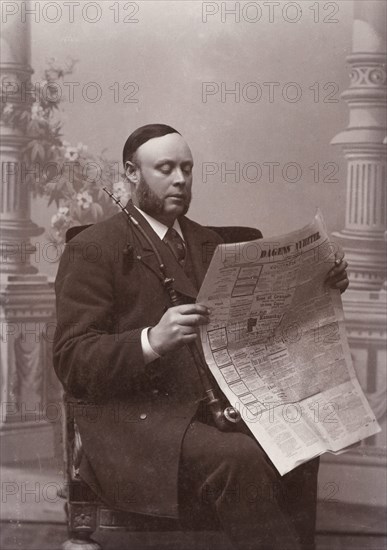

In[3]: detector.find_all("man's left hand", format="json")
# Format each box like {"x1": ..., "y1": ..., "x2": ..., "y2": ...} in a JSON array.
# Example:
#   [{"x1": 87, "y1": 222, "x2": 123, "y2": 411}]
[{"x1": 325, "y1": 253, "x2": 349, "y2": 294}]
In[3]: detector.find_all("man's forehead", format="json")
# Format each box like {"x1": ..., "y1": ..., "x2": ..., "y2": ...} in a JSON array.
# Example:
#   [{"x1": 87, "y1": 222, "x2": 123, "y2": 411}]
[{"x1": 136, "y1": 133, "x2": 193, "y2": 163}]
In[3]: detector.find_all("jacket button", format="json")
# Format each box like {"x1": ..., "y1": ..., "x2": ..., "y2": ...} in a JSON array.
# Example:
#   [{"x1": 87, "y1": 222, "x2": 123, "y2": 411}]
[
  {"x1": 152, "y1": 389, "x2": 159, "y2": 395},
  {"x1": 140, "y1": 413, "x2": 147, "y2": 420}
]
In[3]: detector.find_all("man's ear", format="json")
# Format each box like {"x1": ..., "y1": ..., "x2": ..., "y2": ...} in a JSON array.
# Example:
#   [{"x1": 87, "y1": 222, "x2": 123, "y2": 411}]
[{"x1": 125, "y1": 161, "x2": 139, "y2": 185}]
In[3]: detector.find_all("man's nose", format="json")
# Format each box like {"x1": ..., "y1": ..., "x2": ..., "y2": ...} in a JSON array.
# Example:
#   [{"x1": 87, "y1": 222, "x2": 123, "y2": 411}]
[{"x1": 172, "y1": 167, "x2": 186, "y2": 185}]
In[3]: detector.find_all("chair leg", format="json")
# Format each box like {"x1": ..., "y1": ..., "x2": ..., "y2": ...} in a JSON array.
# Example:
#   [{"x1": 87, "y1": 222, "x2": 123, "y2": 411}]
[
  {"x1": 62, "y1": 533, "x2": 102, "y2": 550},
  {"x1": 63, "y1": 502, "x2": 102, "y2": 550}
]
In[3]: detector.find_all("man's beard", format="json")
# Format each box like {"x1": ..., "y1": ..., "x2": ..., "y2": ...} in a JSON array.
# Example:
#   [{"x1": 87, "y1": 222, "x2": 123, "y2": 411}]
[{"x1": 136, "y1": 175, "x2": 191, "y2": 219}]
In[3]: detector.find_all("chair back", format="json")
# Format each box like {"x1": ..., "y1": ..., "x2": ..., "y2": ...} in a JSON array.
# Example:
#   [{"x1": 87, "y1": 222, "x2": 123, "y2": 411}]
[{"x1": 65, "y1": 224, "x2": 262, "y2": 244}]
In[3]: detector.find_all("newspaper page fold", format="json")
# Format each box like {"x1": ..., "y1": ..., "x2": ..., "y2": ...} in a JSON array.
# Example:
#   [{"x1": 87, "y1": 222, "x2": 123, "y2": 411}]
[{"x1": 197, "y1": 211, "x2": 380, "y2": 475}]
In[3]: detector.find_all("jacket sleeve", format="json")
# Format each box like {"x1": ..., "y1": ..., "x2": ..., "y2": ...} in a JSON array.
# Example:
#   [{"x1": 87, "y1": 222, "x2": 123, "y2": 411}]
[{"x1": 53, "y1": 234, "x2": 146, "y2": 402}]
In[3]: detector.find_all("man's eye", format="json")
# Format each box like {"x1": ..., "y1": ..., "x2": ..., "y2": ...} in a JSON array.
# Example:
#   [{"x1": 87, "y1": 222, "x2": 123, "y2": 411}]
[
  {"x1": 182, "y1": 166, "x2": 192, "y2": 175},
  {"x1": 159, "y1": 165, "x2": 172, "y2": 174}
]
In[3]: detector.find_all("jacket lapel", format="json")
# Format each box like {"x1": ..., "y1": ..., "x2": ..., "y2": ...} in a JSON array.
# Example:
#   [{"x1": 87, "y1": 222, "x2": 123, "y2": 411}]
[
  {"x1": 179, "y1": 216, "x2": 221, "y2": 288},
  {"x1": 124, "y1": 202, "x2": 198, "y2": 300}
]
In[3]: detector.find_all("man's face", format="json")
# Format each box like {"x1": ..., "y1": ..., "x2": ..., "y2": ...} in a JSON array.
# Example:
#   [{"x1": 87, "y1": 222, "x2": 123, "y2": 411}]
[{"x1": 128, "y1": 133, "x2": 193, "y2": 226}]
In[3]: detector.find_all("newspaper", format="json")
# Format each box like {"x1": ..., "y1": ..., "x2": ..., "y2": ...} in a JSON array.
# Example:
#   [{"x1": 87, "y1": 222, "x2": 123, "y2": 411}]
[{"x1": 197, "y1": 211, "x2": 380, "y2": 475}]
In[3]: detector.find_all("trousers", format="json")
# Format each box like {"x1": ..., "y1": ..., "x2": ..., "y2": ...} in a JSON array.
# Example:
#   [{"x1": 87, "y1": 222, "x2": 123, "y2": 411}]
[{"x1": 178, "y1": 420, "x2": 319, "y2": 550}]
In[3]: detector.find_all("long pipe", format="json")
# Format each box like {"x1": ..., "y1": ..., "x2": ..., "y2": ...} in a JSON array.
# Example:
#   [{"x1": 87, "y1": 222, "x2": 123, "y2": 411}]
[{"x1": 103, "y1": 187, "x2": 242, "y2": 431}]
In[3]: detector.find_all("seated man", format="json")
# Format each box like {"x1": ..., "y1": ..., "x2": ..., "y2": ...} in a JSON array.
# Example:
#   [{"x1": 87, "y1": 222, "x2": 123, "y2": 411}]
[{"x1": 53, "y1": 124, "x2": 349, "y2": 550}]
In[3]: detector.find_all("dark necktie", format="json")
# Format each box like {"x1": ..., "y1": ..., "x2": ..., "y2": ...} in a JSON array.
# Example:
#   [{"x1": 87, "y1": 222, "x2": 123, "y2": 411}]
[{"x1": 163, "y1": 227, "x2": 186, "y2": 266}]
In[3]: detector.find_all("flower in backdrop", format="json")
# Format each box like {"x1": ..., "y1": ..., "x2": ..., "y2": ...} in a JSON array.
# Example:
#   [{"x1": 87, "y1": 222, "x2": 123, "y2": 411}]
[
  {"x1": 3, "y1": 103, "x2": 14, "y2": 116},
  {"x1": 30, "y1": 102, "x2": 44, "y2": 121},
  {"x1": 76, "y1": 191, "x2": 93, "y2": 210},
  {"x1": 51, "y1": 206, "x2": 72, "y2": 239},
  {"x1": 51, "y1": 206, "x2": 71, "y2": 227},
  {"x1": 63, "y1": 141, "x2": 88, "y2": 162},
  {"x1": 0, "y1": 57, "x2": 126, "y2": 252},
  {"x1": 64, "y1": 146, "x2": 80, "y2": 162},
  {"x1": 113, "y1": 180, "x2": 130, "y2": 205}
]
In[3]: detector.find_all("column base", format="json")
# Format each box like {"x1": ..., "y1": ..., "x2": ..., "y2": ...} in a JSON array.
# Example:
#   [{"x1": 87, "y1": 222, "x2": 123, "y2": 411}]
[
  {"x1": 342, "y1": 287, "x2": 386, "y2": 337},
  {"x1": 319, "y1": 447, "x2": 387, "y2": 507},
  {"x1": 0, "y1": 421, "x2": 55, "y2": 463},
  {"x1": 332, "y1": 231, "x2": 386, "y2": 291},
  {"x1": 0, "y1": 272, "x2": 60, "y2": 465}
]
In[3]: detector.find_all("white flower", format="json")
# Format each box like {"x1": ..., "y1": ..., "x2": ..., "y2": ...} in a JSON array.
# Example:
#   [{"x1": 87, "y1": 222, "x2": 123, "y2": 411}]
[
  {"x1": 76, "y1": 191, "x2": 93, "y2": 210},
  {"x1": 3, "y1": 103, "x2": 14, "y2": 116},
  {"x1": 113, "y1": 181, "x2": 130, "y2": 204},
  {"x1": 64, "y1": 142, "x2": 87, "y2": 162},
  {"x1": 65, "y1": 146, "x2": 79, "y2": 162},
  {"x1": 51, "y1": 207, "x2": 71, "y2": 229},
  {"x1": 76, "y1": 142, "x2": 88, "y2": 154},
  {"x1": 31, "y1": 102, "x2": 44, "y2": 120}
]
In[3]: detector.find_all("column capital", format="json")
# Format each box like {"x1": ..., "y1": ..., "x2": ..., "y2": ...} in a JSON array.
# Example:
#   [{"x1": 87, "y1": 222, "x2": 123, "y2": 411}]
[
  {"x1": 331, "y1": 0, "x2": 386, "y2": 292},
  {"x1": 0, "y1": 4, "x2": 43, "y2": 275}
]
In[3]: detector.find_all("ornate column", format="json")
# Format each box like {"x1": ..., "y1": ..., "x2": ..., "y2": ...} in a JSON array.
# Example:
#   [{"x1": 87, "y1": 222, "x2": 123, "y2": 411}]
[
  {"x1": 0, "y1": 3, "x2": 57, "y2": 462},
  {"x1": 331, "y1": 0, "x2": 386, "y2": 291},
  {"x1": 320, "y1": 0, "x2": 386, "y2": 507}
]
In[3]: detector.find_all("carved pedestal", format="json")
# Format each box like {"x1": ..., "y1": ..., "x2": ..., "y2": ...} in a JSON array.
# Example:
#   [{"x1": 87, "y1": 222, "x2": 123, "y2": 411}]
[
  {"x1": 319, "y1": 0, "x2": 387, "y2": 509},
  {"x1": 0, "y1": 3, "x2": 58, "y2": 463},
  {"x1": 0, "y1": 275, "x2": 57, "y2": 463}
]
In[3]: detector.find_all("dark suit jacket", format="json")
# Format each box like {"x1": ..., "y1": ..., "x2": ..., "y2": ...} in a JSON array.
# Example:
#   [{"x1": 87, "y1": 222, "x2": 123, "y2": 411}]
[{"x1": 53, "y1": 202, "x2": 223, "y2": 518}]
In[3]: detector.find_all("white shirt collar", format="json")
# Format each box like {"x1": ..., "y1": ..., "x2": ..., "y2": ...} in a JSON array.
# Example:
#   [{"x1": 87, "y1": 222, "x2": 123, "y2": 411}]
[{"x1": 133, "y1": 205, "x2": 184, "y2": 241}]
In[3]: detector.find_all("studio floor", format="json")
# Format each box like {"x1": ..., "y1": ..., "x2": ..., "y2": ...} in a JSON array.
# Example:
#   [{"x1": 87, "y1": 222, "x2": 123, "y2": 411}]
[
  {"x1": 1, "y1": 501, "x2": 386, "y2": 550},
  {"x1": 1, "y1": 461, "x2": 386, "y2": 550}
]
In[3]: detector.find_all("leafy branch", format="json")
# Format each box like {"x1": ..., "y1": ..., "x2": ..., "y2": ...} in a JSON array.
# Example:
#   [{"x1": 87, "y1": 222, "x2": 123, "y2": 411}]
[{"x1": 1, "y1": 57, "x2": 129, "y2": 248}]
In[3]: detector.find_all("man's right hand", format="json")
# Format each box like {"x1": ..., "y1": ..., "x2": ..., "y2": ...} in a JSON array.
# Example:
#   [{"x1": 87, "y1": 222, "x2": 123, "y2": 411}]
[{"x1": 148, "y1": 304, "x2": 210, "y2": 356}]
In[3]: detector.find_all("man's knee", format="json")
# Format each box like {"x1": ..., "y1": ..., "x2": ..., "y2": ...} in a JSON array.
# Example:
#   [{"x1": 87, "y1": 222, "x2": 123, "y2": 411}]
[
  {"x1": 223, "y1": 433, "x2": 275, "y2": 474},
  {"x1": 202, "y1": 433, "x2": 278, "y2": 504}
]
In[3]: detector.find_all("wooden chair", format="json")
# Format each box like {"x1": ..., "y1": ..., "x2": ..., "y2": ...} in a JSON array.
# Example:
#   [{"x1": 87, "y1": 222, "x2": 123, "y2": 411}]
[{"x1": 59, "y1": 222, "x2": 262, "y2": 550}]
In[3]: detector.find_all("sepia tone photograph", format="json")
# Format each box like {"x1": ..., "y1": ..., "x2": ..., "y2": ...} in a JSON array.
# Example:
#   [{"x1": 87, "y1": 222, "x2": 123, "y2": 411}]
[{"x1": 0, "y1": 1, "x2": 386, "y2": 549}]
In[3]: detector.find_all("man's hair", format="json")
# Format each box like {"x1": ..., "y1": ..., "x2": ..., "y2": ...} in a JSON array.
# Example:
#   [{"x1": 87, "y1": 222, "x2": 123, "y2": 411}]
[{"x1": 122, "y1": 124, "x2": 181, "y2": 167}]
